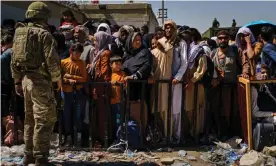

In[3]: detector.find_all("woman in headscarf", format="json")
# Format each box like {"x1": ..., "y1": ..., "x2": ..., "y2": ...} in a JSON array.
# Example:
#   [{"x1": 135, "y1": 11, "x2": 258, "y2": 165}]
[
  {"x1": 111, "y1": 25, "x2": 134, "y2": 57},
  {"x1": 123, "y1": 32, "x2": 152, "y2": 133},
  {"x1": 182, "y1": 29, "x2": 207, "y2": 141},
  {"x1": 235, "y1": 27, "x2": 263, "y2": 76},
  {"x1": 88, "y1": 31, "x2": 112, "y2": 145},
  {"x1": 97, "y1": 23, "x2": 112, "y2": 35}
]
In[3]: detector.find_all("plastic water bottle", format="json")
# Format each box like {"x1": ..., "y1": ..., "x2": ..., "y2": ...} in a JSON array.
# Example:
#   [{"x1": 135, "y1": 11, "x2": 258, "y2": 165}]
[{"x1": 255, "y1": 62, "x2": 262, "y2": 80}]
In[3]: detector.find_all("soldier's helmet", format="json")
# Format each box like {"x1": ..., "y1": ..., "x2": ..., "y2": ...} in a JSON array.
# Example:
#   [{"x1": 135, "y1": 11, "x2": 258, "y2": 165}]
[{"x1": 25, "y1": 2, "x2": 51, "y2": 20}]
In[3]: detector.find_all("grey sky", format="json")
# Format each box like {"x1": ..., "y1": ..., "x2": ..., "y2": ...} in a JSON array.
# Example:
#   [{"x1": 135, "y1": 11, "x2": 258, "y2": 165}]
[{"x1": 101, "y1": 1, "x2": 276, "y2": 33}]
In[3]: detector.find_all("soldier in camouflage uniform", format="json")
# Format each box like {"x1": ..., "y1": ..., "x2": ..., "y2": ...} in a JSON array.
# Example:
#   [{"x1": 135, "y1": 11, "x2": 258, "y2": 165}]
[{"x1": 10, "y1": 2, "x2": 61, "y2": 166}]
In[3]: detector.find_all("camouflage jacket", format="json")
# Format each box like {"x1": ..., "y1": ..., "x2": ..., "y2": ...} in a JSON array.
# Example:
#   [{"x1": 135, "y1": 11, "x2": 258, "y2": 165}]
[{"x1": 11, "y1": 22, "x2": 61, "y2": 83}]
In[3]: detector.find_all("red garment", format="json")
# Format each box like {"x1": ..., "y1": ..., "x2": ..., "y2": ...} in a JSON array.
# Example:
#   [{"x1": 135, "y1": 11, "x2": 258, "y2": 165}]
[{"x1": 61, "y1": 20, "x2": 78, "y2": 27}]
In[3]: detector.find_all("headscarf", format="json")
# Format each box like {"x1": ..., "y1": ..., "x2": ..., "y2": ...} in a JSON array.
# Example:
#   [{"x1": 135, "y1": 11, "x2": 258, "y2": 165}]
[
  {"x1": 188, "y1": 42, "x2": 205, "y2": 69},
  {"x1": 59, "y1": 24, "x2": 74, "y2": 40},
  {"x1": 89, "y1": 31, "x2": 112, "y2": 74},
  {"x1": 163, "y1": 20, "x2": 177, "y2": 45},
  {"x1": 124, "y1": 32, "x2": 143, "y2": 55},
  {"x1": 235, "y1": 27, "x2": 256, "y2": 48},
  {"x1": 96, "y1": 23, "x2": 111, "y2": 35},
  {"x1": 211, "y1": 36, "x2": 218, "y2": 45},
  {"x1": 118, "y1": 25, "x2": 134, "y2": 39}
]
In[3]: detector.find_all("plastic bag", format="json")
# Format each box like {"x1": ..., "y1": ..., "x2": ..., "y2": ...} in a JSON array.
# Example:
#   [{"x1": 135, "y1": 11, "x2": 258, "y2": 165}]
[{"x1": 10, "y1": 144, "x2": 25, "y2": 157}]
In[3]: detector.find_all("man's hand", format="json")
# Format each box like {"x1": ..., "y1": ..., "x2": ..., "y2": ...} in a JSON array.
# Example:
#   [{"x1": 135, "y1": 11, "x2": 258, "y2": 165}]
[
  {"x1": 185, "y1": 80, "x2": 193, "y2": 89},
  {"x1": 272, "y1": 112, "x2": 276, "y2": 116},
  {"x1": 15, "y1": 85, "x2": 23, "y2": 97},
  {"x1": 111, "y1": 80, "x2": 117, "y2": 85},
  {"x1": 244, "y1": 35, "x2": 251, "y2": 44},
  {"x1": 64, "y1": 74, "x2": 73, "y2": 79},
  {"x1": 56, "y1": 79, "x2": 62, "y2": 91},
  {"x1": 68, "y1": 79, "x2": 76, "y2": 84},
  {"x1": 172, "y1": 79, "x2": 179, "y2": 85},
  {"x1": 86, "y1": 64, "x2": 92, "y2": 70},
  {"x1": 124, "y1": 76, "x2": 133, "y2": 81},
  {"x1": 241, "y1": 73, "x2": 249, "y2": 79}
]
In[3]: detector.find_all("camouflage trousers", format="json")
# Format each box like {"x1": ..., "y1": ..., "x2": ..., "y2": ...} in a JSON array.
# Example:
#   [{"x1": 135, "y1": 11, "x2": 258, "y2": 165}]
[{"x1": 22, "y1": 74, "x2": 56, "y2": 158}]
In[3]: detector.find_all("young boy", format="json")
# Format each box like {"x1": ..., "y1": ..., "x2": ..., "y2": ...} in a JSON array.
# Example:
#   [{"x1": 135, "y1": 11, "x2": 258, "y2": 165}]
[
  {"x1": 110, "y1": 56, "x2": 126, "y2": 140},
  {"x1": 61, "y1": 42, "x2": 87, "y2": 146}
]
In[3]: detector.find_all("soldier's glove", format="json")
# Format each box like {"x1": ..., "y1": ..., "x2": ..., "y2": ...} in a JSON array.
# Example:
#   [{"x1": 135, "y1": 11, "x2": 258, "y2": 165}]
[{"x1": 15, "y1": 84, "x2": 24, "y2": 97}]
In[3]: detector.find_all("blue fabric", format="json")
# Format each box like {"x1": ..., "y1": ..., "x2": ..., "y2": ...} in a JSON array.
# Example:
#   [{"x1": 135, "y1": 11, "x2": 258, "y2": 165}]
[
  {"x1": 61, "y1": 89, "x2": 86, "y2": 134},
  {"x1": 261, "y1": 43, "x2": 276, "y2": 78},
  {"x1": 116, "y1": 120, "x2": 140, "y2": 147},
  {"x1": 172, "y1": 40, "x2": 188, "y2": 80},
  {"x1": 1, "y1": 48, "x2": 13, "y2": 84},
  {"x1": 243, "y1": 20, "x2": 276, "y2": 28}
]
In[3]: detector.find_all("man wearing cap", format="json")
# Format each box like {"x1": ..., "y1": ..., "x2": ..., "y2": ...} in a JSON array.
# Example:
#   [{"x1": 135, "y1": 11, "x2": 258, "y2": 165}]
[
  {"x1": 10, "y1": 2, "x2": 61, "y2": 165},
  {"x1": 209, "y1": 30, "x2": 249, "y2": 138}
]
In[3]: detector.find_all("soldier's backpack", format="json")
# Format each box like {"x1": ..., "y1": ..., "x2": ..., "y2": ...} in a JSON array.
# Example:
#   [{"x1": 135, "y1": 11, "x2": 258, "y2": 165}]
[{"x1": 12, "y1": 23, "x2": 48, "y2": 69}]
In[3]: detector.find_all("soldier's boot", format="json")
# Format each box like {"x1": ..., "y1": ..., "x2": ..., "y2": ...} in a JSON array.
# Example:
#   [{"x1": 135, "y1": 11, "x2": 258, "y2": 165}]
[{"x1": 22, "y1": 155, "x2": 35, "y2": 166}]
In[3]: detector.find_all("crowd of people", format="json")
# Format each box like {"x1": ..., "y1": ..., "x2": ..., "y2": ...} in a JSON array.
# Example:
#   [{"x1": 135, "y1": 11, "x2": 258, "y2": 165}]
[{"x1": 1, "y1": 1, "x2": 276, "y2": 165}]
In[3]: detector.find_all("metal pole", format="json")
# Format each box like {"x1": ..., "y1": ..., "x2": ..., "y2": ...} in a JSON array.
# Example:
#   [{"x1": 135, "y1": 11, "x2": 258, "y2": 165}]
[{"x1": 162, "y1": 0, "x2": 164, "y2": 25}]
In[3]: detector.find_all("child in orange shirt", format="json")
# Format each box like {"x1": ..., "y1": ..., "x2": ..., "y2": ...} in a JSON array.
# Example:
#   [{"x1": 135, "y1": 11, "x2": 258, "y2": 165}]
[
  {"x1": 110, "y1": 56, "x2": 126, "y2": 139},
  {"x1": 61, "y1": 43, "x2": 87, "y2": 146}
]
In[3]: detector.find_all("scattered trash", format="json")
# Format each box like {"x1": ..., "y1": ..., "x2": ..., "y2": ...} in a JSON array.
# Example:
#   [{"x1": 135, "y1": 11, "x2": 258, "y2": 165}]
[
  {"x1": 168, "y1": 148, "x2": 174, "y2": 152},
  {"x1": 172, "y1": 157, "x2": 186, "y2": 162},
  {"x1": 239, "y1": 150, "x2": 264, "y2": 166},
  {"x1": 213, "y1": 141, "x2": 232, "y2": 150},
  {"x1": 161, "y1": 157, "x2": 174, "y2": 165},
  {"x1": 225, "y1": 136, "x2": 243, "y2": 148},
  {"x1": 262, "y1": 146, "x2": 276, "y2": 157},
  {"x1": 1, "y1": 146, "x2": 11, "y2": 157},
  {"x1": 178, "y1": 150, "x2": 187, "y2": 157},
  {"x1": 11, "y1": 145, "x2": 25, "y2": 157},
  {"x1": 172, "y1": 162, "x2": 191, "y2": 166},
  {"x1": 126, "y1": 149, "x2": 135, "y2": 158},
  {"x1": 186, "y1": 155, "x2": 196, "y2": 161}
]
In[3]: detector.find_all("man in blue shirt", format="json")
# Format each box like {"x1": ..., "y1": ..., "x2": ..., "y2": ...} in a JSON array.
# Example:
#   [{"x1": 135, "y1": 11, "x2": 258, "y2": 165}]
[{"x1": 261, "y1": 26, "x2": 276, "y2": 79}]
